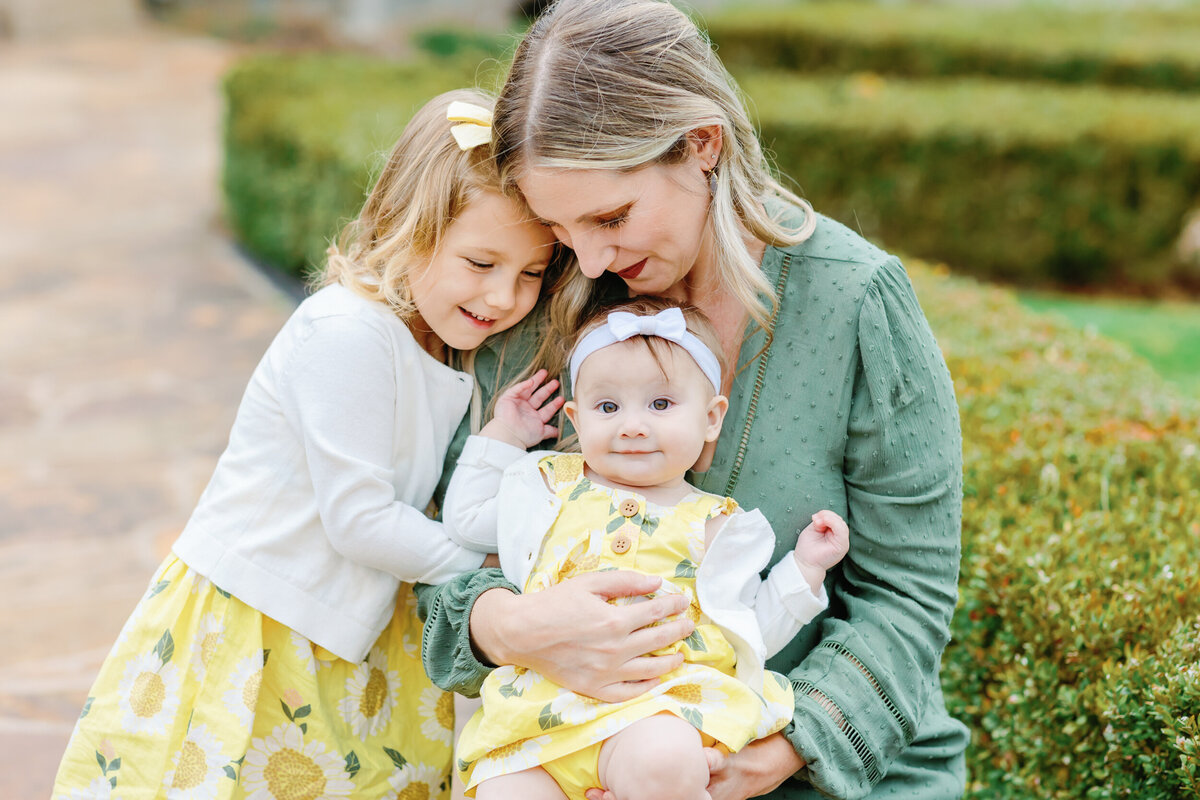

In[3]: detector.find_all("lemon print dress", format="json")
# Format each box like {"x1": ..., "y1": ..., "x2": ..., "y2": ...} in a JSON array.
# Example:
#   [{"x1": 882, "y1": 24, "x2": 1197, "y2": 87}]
[{"x1": 457, "y1": 454, "x2": 795, "y2": 796}]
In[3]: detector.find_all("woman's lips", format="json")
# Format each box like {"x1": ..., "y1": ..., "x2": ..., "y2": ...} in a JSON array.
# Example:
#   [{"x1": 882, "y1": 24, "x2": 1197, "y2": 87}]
[{"x1": 617, "y1": 258, "x2": 647, "y2": 280}]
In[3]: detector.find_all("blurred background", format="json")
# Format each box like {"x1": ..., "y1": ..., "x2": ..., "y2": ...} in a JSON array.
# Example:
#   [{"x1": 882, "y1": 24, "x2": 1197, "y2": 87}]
[{"x1": 1, "y1": 1, "x2": 1197, "y2": 798}]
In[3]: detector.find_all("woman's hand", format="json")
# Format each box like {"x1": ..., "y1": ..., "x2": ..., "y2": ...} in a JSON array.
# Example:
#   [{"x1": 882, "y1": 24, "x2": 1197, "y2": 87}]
[
  {"x1": 481, "y1": 369, "x2": 564, "y2": 449},
  {"x1": 704, "y1": 733, "x2": 805, "y2": 800},
  {"x1": 469, "y1": 570, "x2": 694, "y2": 702}
]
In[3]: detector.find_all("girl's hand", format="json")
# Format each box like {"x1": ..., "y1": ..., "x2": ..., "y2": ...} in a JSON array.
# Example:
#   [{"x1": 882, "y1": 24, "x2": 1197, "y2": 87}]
[
  {"x1": 481, "y1": 369, "x2": 564, "y2": 449},
  {"x1": 704, "y1": 733, "x2": 805, "y2": 800},
  {"x1": 469, "y1": 570, "x2": 694, "y2": 702}
]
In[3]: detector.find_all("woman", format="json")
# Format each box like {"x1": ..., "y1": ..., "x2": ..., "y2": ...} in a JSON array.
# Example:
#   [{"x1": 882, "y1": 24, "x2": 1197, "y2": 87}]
[{"x1": 418, "y1": 1, "x2": 969, "y2": 797}]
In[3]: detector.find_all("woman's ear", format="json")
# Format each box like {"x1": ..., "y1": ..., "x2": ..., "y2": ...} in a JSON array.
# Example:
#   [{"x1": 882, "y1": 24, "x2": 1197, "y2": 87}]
[
  {"x1": 704, "y1": 394, "x2": 729, "y2": 442},
  {"x1": 687, "y1": 124, "x2": 723, "y2": 169}
]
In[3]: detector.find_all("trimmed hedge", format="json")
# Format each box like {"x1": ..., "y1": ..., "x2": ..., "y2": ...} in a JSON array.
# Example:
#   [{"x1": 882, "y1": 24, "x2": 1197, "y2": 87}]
[
  {"x1": 707, "y1": 2, "x2": 1200, "y2": 93},
  {"x1": 911, "y1": 261, "x2": 1200, "y2": 797},
  {"x1": 222, "y1": 53, "x2": 501, "y2": 278},
  {"x1": 740, "y1": 71, "x2": 1200, "y2": 293}
]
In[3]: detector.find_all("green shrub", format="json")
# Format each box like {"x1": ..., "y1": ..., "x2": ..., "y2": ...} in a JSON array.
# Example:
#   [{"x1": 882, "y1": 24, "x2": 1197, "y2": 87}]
[
  {"x1": 741, "y1": 72, "x2": 1200, "y2": 293},
  {"x1": 910, "y1": 262, "x2": 1200, "y2": 798},
  {"x1": 222, "y1": 53, "x2": 499, "y2": 278},
  {"x1": 707, "y1": 2, "x2": 1200, "y2": 93}
]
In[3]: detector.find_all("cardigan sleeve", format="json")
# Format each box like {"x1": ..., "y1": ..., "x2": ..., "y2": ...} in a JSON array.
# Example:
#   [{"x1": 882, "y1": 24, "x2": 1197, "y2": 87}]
[
  {"x1": 783, "y1": 258, "x2": 963, "y2": 798},
  {"x1": 279, "y1": 315, "x2": 486, "y2": 584}
]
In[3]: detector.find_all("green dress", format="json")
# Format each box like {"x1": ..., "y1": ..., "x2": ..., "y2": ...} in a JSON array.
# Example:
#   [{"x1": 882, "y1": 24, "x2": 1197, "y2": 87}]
[{"x1": 420, "y1": 209, "x2": 970, "y2": 799}]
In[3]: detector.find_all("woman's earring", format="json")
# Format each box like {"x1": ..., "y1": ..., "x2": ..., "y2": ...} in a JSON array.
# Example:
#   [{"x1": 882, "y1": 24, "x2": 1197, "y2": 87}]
[{"x1": 707, "y1": 165, "x2": 718, "y2": 196}]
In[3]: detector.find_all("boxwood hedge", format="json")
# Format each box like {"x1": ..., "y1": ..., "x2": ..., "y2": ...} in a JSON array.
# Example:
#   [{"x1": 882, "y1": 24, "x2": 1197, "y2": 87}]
[
  {"x1": 912, "y1": 261, "x2": 1200, "y2": 797},
  {"x1": 707, "y1": 2, "x2": 1200, "y2": 93},
  {"x1": 740, "y1": 71, "x2": 1200, "y2": 293}
]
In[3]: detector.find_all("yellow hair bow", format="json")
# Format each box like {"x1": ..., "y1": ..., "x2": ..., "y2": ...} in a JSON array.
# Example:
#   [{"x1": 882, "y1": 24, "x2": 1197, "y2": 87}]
[{"x1": 447, "y1": 100, "x2": 493, "y2": 151}]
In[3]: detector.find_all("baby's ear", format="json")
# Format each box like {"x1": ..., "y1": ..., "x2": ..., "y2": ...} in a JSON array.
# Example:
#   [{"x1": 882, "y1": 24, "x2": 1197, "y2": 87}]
[
  {"x1": 705, "y1": 394, "x2": 729, "y2": 442},
  {"x1": 563, "y1": 400, "x2": 579, "y2": 429}
]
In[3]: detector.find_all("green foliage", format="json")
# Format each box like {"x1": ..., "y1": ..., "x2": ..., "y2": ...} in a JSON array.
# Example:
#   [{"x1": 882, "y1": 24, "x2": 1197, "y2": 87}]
[
  {"x1": 739, "y1": 72, "x2": 1200, "y2": 292},
  {"x1": 707, "y1": 2, "x2": 1200, "y2": 93},
  {"x1": 910, "y1": 262, "x2": 1200, "y2": 798},
  {"x1": 1019, "y1": 292, "x2": 1200, "y2": 398},
  {"x1": 221, "y1": 53, "x2": 497, "y2": 278}
]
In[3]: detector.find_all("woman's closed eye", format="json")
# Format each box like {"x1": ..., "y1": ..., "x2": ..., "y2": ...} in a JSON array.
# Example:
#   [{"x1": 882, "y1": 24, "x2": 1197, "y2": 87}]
[{"x1": 595, "y1": 213, "x2": 627, "y2": 230}]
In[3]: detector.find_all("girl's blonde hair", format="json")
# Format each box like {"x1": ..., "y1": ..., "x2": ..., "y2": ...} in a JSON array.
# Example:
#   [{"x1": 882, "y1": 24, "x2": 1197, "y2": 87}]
[
  {"x1": 493, "y1": 0, "x2": 816, "y2": 364},
  {"x1": 317, "y1": 88, "x2": 566, "y2": 430},
  {"x1": 319, "y1": 88, "x2": 503, "y2": 316}
]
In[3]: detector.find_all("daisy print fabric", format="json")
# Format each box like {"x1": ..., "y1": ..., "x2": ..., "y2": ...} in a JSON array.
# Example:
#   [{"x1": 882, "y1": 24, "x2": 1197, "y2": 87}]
[
  {"x1": 53, "y1": 556, "x2": 453, "y2": 800},
  {"x1": 456, "y1": 454, "x2": 795, "y2": 795}
]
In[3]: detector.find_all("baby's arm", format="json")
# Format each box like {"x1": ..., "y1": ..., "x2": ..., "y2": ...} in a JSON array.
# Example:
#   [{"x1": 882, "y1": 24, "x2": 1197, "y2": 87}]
[
  {"x1": 443, "y1": 370, "x2": 563, "y2": 550},
  {"x1": 792, "y1": 509, "x2": 850, "y2": 594}
]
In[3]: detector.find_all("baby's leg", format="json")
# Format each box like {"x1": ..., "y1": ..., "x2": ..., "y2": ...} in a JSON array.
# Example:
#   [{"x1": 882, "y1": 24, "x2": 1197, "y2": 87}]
[
  {"x1": 598, "y1": 713, "x2": 710, "y2": 800},
  {"x1": 475, "y1": 766, "x2": 569, "y2": 800}
]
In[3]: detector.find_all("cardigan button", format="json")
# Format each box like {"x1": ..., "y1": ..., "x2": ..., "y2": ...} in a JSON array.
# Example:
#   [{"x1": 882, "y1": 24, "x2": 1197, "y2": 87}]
[
  {"x1": 610, "y1": 534, "x2": 632, "y2": 555},
  {"x1": 619, "y1": 498, "x2": 640, "y2": 517}
]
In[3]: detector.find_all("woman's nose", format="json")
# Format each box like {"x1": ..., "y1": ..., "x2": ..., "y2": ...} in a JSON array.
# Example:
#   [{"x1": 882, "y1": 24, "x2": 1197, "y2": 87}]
[{"x1": 573, "y1": 231, "x2": 616, "y2": 279}]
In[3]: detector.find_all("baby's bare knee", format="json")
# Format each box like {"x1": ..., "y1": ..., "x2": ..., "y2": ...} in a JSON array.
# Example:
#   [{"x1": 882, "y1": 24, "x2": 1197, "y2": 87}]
[{"x1": 601, "y1": 715, "x2": 709, "y2": 800}]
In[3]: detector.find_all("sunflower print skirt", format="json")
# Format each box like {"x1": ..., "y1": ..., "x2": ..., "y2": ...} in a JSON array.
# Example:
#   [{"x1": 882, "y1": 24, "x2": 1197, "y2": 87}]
[{"x1": 52, "y1": 555, "x2": 454, "y2": 800}]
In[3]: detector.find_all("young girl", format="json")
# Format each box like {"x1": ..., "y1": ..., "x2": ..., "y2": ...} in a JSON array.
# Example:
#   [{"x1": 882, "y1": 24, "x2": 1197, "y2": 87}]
[
  {"x1": 51, "y1": 88, "x2": 559, "y2": 800},
  {"x1": 442, "y1": 298, "x2": 850, "y2": 800}
]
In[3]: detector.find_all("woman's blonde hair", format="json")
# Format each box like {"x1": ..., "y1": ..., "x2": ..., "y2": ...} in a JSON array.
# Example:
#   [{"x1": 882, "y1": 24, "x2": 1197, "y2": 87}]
[
  {"x1": 493, "y1": 0, "x2": 816, "y2": 362},
  {"x1": 318, "y1": 88, "x2": 503, "y2": 317}
]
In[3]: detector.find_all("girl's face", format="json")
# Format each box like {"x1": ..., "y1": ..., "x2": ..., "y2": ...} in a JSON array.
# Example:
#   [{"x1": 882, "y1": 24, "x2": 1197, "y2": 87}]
[
  {"x1": 564, "y1": 339, "x2": 727, "y2": 492},
  {"x1": 518, "y1": 159, "x2": 714, "y2": 298},
  {"x1": 408, "y1": 190, "x2": 557, "y2": 355}
]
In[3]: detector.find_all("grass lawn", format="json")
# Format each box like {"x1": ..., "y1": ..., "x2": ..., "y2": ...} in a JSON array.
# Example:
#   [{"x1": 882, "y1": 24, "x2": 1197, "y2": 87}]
[{"x1": 1017, "y1": 291, "x2": 1200, "y2": 398}]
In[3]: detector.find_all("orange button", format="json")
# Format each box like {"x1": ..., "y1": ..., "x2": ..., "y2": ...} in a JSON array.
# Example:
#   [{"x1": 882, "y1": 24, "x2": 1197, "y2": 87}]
[
  {"x1": 619, "y1": 498, "x2": 640, "y2": 517},
  {"x1": 611, "y1": 534, "x2": 632, "y2": 554}
]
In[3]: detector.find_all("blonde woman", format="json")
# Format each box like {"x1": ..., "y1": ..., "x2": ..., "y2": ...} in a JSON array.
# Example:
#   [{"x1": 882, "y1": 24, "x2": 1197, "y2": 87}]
[{"x1": 419, "y1": 2, "x2": 969, "y2": 798}]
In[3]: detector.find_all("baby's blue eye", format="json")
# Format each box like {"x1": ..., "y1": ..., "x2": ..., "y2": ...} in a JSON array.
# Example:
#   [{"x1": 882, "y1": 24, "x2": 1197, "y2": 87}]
[
  {"x1": 651, "y1": 398, "x2": 671, "y2": 411},
  {"x1": 598, "y1": 401, "x2": 618, "y2": 414}
]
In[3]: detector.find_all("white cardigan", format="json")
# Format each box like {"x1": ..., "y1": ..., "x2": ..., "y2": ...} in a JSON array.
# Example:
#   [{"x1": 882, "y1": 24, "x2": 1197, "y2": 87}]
[
  {"x1": 174, "y1": 285, "x2": 486, "y2": 663},
  {"x1": 443, "y1": 435, "x2": 829, "y2": 692}
]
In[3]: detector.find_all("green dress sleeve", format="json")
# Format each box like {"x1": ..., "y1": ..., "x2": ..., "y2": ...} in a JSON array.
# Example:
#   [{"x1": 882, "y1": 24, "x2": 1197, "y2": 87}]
[{"x1": 782, "y1": 258, "x2": 963, "y2": 798}]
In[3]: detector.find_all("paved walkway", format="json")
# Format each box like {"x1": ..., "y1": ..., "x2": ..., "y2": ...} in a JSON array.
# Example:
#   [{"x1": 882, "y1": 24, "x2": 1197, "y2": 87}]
[{"x1": 0, "y1": 29, "x2": 298, "y2": 798}]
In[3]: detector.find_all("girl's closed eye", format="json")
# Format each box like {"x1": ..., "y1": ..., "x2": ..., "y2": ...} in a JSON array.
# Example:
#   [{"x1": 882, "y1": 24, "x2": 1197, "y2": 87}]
[{"x1": 464, "y1": 257, "x2": 493, "y2": 269}]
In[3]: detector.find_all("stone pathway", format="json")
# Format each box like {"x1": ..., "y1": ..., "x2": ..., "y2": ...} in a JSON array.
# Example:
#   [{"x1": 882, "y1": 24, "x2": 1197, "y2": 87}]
[{"x1": 0, "y1": 28, "x2": 297, "y2": 798}]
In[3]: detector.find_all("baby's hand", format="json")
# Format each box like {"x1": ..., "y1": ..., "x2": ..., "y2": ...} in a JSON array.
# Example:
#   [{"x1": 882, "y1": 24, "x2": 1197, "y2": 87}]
[
  {"x1": 793, "y1": 510, "x2": 850, "y2": 593},
  {"x1": 481, "y1": 369, "x2": 565, "y2": 449}
]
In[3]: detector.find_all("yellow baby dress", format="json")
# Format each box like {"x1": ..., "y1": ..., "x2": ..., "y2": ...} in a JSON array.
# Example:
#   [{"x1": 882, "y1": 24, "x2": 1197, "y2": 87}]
[{"x1": 456, "y1": 454, "x2": 795, "y2": 797}]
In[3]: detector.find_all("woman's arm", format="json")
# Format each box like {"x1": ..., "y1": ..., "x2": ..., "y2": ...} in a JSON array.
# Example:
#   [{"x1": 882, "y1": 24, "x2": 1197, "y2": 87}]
[
  {"x1": 782, "y1": 258, "x2": 963, "y2": 799},
  {"x1": 417, "y1": 569, "x2": 696, "y2": 700}
]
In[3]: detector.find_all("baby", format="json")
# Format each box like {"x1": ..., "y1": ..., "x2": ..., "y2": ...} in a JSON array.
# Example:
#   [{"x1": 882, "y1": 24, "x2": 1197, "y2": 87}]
[{"x1": 444, "y1": 297, "x2": 850, "y2": 800}]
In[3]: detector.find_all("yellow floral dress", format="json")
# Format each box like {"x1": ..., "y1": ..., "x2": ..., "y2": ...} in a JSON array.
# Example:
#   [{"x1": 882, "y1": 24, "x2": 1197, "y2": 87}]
[
  {"x1": 456, "y1": 454, "x2": 794, "y2": 795},
  {"x1": 52, "y1": 555, "x2": 453, "y2": 800}
]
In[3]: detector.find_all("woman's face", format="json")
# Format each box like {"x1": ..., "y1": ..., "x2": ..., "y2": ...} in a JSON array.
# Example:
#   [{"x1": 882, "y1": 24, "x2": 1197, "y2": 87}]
[{"x1": 518, "y1": 159, "x2": 713, "y2": 297}]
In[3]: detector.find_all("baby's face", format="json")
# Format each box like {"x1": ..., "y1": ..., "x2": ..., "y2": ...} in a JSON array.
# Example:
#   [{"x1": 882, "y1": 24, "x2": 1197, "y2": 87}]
[{"x1": 565, "y1": 339, "x2": 724, "y2": 491}]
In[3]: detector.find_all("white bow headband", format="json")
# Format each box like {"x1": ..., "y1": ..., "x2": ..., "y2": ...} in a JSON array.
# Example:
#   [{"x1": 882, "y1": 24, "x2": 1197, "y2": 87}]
[{"x1": 568, "y1": 308, "x2": 722, "y2": 394}]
